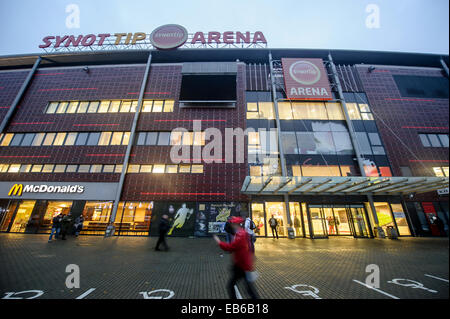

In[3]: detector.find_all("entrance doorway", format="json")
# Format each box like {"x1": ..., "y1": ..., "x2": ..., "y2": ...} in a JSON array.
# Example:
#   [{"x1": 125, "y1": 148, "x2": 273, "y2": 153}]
[{"x1": 307, "y1": 204, "x2": 371, "y2": 238}]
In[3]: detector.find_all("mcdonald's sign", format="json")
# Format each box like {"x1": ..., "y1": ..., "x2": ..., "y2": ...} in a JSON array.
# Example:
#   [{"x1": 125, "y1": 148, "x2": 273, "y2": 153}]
[{"x1": 8, "y1": 184, "x2": 23, "y2": 196}]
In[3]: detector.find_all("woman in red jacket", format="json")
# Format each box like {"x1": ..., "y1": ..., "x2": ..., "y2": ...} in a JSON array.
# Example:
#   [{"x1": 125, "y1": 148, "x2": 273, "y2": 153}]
[{"x1": 213, "y1": 217, "x2": 259, "y2": 299}]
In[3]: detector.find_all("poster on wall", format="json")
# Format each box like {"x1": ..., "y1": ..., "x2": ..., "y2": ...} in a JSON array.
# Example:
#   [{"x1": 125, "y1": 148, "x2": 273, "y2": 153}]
[
  {"x1": 194, "y1": 202, "x2": 247, "y2": 237},
  {"x1": 150, "y1": 202, "x2": 196, "y2": 237}
]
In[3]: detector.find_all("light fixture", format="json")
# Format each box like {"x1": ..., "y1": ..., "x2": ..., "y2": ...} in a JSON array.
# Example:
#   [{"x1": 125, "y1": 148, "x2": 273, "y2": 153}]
[
  {"x1": 368, "y1": 66, "x2": 376, "y2": 73},
  {"x1": 83, "y1": 66, "x2": 90, "y2": 73}
]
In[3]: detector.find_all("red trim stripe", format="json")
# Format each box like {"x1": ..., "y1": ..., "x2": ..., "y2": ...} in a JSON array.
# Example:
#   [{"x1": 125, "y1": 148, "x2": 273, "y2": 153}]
[
  {"x1": 73, "y1": 123, "x2": 120, "y2": 127},
  {"x1": 38, "y1": 88, "x2": 98, "y2": 92},
  {"x1": 85, "y1": 154, "x2": 126, "y2": 157},
  {"x1": 140, "y1": 192, "x2": 226, "y2": 196},
  {"x1": 0, "y1": 106, "x2": 10, "y2": 109},
  {"x1": 11, "y1": 122, "x2": 54, "y2": 125},
  {"x1": 402, "y1": 126, "x2": 449, "y2": 130},
  {"x1": 385, "y1": 98, "x2": 435, "y2": 102}
]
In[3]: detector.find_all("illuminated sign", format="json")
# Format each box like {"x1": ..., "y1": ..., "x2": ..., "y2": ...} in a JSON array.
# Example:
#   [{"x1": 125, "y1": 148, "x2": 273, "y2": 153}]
[
  {"x1": 282, "y1": 58, "x2": 332, "y2": 100},
  {"x1": 39, "y1": 24, "x2": 267, "y2": 51},
  {"x1": 8, "y1": 183, "x2": 84, "y2": 197}
]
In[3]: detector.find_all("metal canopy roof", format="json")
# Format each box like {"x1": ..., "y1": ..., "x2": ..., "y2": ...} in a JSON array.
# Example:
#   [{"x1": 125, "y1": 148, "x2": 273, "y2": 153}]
[{"x1": 241, "y1": 176, "x2": 449, "y2": 196}]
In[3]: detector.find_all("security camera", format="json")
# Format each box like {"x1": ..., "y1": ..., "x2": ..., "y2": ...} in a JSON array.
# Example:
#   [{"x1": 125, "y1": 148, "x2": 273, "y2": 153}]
[
  {"x1": 83, "y1": 66, "x2": 90, "y2": 73},
  {"x1": 368, "y1": 66, "x2": 376, "y2": 73}
]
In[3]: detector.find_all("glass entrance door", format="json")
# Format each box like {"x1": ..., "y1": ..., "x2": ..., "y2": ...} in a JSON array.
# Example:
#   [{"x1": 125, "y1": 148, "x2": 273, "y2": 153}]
[
  {"x1": 308, "y1": 205, "x2": 328, "y2": 238},
  {"x1": 348, "y1": 206, "x2": 370, "y2": 237}
]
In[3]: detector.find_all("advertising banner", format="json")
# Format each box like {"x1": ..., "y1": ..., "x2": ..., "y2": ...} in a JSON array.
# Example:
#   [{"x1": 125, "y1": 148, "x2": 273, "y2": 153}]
[
  {"x1": 194, "y1": 202, "x2": 247, "y2": 237},
  {"x1": 282, "y1": 58, "x2": 332, "y2": 100}
]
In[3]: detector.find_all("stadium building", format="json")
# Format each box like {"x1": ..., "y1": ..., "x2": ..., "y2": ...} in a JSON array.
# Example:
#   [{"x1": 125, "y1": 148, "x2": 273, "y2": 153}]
[{"x1": 0, "y1": 25, "x2": 448, "y2": 238}]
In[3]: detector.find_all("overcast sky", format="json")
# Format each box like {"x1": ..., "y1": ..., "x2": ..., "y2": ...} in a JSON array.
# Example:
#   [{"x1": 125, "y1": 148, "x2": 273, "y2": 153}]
[{"x1": 0, "y1": 0, "x2": 448, "y2": 56}]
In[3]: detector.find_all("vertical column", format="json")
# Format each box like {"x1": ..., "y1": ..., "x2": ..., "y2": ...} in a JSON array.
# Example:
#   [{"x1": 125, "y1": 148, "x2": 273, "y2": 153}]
[
  {"x1": 0, "y1": 56, "x2": 41, "y2": 133},
  {"x1": 268, "y1": 52, "x2": 293, "y2": 232},
  {"x1": 328, "y1": 53, "x2": 382, "y2": 238},
  {"x1": 109, "y1": 52, "x2": 153, "y2": 229}
]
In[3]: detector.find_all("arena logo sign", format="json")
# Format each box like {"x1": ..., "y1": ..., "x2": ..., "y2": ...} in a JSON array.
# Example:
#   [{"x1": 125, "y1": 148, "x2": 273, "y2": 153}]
[
  {"x1": 39, "y1": 24, "x2": 267, "y2": 50},
  {"x1": 8, "y1": 183, "x2": 84, "y2": 197}
]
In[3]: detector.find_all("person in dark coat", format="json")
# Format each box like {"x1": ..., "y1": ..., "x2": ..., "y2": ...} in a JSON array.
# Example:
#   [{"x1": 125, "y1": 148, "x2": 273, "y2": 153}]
[
  {"x1": 268, "y1": 215, "x2": 279, "y2": 239},
  {"x1": 224, "y1": 216, "x2": 234, "y2": 243},
  {"x1": 48, "y1": 213, "x2": 62, "y2": 242},
  {"x1": 60, "y1": 213, "x2": 72, "y2": 240},
  {"x1": 155, "y1": 214, "x2": 170, "y2": 251},
  {"x1": 213, "y1": 217, "x2": 259, "y2": 299},
  {"x1": 74, "y1": 215, "x2": 84, "y2": 237}
]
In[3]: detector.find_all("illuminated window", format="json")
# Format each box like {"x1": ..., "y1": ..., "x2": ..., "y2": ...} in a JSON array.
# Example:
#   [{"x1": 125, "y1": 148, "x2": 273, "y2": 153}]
[
  {"x1": 127, "y1": 165, "x2": 140, "y2": 173},
  {"x1": 66, "y1": 101, "x2": 79, "y2": 113},
  {"x1": 98, "y1": 132, "x2": 112, "y2": 146},
  {"x1": 179, "y1": 164, "x2": 191, "y2": 173},
  {"x1": 165, "y1": 165, "x2": 178, "y2": 173},
  {"x1": 0, "y1": 164, "x2": 9, "y2": 172},
  {"x1": 0, "y1": 133, "x2": 13, "y2": 146},
  {"x1": 56, "y1": 102, "x2": 68, "y2": 114},
  {"x1": 433, "y1": 167, "x2": 449, "y2": 177},
  {"x1": 53, "y1": 133, "x2": 67, "y2": 146},
  {"x1": 193, "y1": 132, "x2": 205, "y2": 146},
  {"x1": 302, "y1": 165, "x2": 341, "y2": 176},
  {"x1": 64, "y1": 133, "x2": 77, "y2": 145},
  {"x1": 292, "y1": 165, "x2": 301, "y2": 176},
  {"x1": 46, "y1": 102, "x2": 59, "y2": 114},
  {"x1": 66, "y1": 165, "x2": 78, "y2": 173},
  {"x1": 182, "y1": 132, "x2": 194, "y2": 145},
  {"x1": 120, "y1": 101, "x2": 131, "y2": 113},
  {"x1": 142, "y1": 101, "x2": 153, "y2": 112},
  {"x1": 31, "y1": 164, "x2": 43, "y2": 173},
  {"x1": 122, "y1": 132, "x2": 130, "y2": 145},
  {"x1": 54, "y1": 165, "x2": 66, "y2": 173},
  {"x1": 77, "y1": 102, "x2": 89, "y2": 113},
  {"x1": 170, "y1": 131, "x2": 183, "y2": 145},
  {"x1": 42, "y1": 133, "x2": 56, "y2": 146},
  {"x1": 326, "y1": 102, "x2": 344, "y2": 120},
  {"x1": 250, "y1": 165, "x2": 262, "y2": 176},
  {"x1": 379, "y1": 166, "x2": 392, "y2": 177},
  {"x1": 152, "y1": 165, "x2": 165, "y2": 173},
  {"x1": 90, "y1": 165, "x2": 103, "y2": 173},
  {"x1": 140, "y1": 165, "x2": 152, "y2": 173},
  {"x1": 152, "y1": 101, "x2": 163, "y2": 112},
  {"x1": 87, "y1": 101, "x2": 99, "y2": 113},
  {"x1": 191, "y1": 165, "x2": 204, "y2": 173},
  {"x1": 258, "y1": 102, "x2": 274, "y2": 119},
  {"x1": 78, "y1": 165, "x2": 90, "y2": 173},
  {"x1": 247, "y1": 103, "x2": 258, "y2": 111},
  {"x1": 248, "y1": 132, "x2": 260, "y2": 145},
  {"x1": 278, "y1": 102, "x2": 293, "y2": 120},
  {"x1": 108, "y1": 101, "x2": 121, "y2": 113},
  {"x1": 163, "y1": 100, "x2": 174, "y2": 112},
  {"x1": 8, "y1": 164, "x2": 20, "y2": 173},
  {"x1": 42, "y1": 164, "x2": 55, "y2": 173},
  {"x1": 110, "y1": 132, "x2": 123, "y2": 145},
  {"x1": 102, "y1": 165, "x2": 115, "y2": 173},
  {"x1": 98, "y1": 101, "x2": 110, "y2": 113},
  {"x1": 130, "y1": 101, "x2": 139, "y2": 113},
  {"x1": 115, "y1": 164, "x2": 123, "y2": 173},
  {"x1": 346, "y1": 103, "x2": 361, "y2": 120}
]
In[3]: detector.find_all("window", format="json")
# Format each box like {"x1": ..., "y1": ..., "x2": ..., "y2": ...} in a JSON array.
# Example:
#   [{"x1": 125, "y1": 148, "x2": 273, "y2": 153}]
[
  {"x1": 326, "y1": 102, "x2": 345, "y2": 120},
  {"x1": 278, "y1": 102, "x2": 293, "y2": 120},
  {"x1": 163, "y1": 100, "x2": 174, "y2": 112},
  {"x1": 64, "y1": 133, "x2": 77, "y2": 145},
  {"x1": 393, "y1": 75, "x2": 449, "y2": 99},
  {"x1": 400, "y1": 166, "x2": 413, "y2": 177},
  {"x1": 78, "y1": 165, "x2": 90, "y2": 173},
  {"x1": 108, "y1": 101, "x2": 121, "y2": 113},
  {"x1": 120, "y1": 101, "x2": 131, "y2": 113},
  {"x1": 67, "y1": 101, "x2": 79, "y2": 113},
  {"x1": 152, "y1": 101, "x2": 163, "y2": 112},
  {"x1": 42, "y1": 164, "x2": 55, "y2": 173},
  {"x1": 31, "y1": 164, "x2": 43, "y2": 172},
  {"x1": 433, "y1": 166, "x2": 449, "y2": 177},
  {"x1": 179, "y1": 164, "x2": 191, "y2": 173},
  {"x1": 301, "y1": 165, "x2": 341, "y2": 177},
  {"x1": 127, "y1": 165, "x2": 140, "y2": 173},
  {"x1": 419, "y1": 133, "x2": 449, "y2": 148},
  {"x1": 87, "y1": 101, "x2": 99, "y2": 113},
  {"x1": 157, "y1": 132, "x2": 170, "y2": 146},
  {"x1": 53, "y1": 133, "x2": 67, "y2": 146},
  {"x1": 0, "y1": 164, "x2": 9, "y2": 172},
  {"x1": 19, "y1": 164, "x2": 32, "y2": 173},
  {"x1": 281, "y1": 132, "x2": 298, "y2": 154},
  {"x1": 246, "y1": 102, "x2": 274, "y2": 119},
  {"x1": 250, "y1": 165, "x2": 262, "y2": 176},
  {"x1": 56, "y1": 102, "x2": 68, "y2": 114},
  {"x1": 42, "y1": 133, "x2": 56, "y2": 146},
  {"x1": 332, "y1": 132, "x2": 354, "y2": 155},
  {"x1": 54, "y1": 165, "x2": 66, "y2": 173},
  {"x1": 46, "y1": 102, "x2": 59, "y2": 114},
  {"x1": 98, "y1": 132, "x2": 112, "y2": 145},
  {"x1": 66, "y1": 165, "x2": 78, "y2": 173},
  {"x1": 21, "y1": 133, "x2": 35, "y2": 146},
  {"x1": 346, "y1": 103, "x2": 361, "y2": 120},
  {"x1": 165, "y1": 165, "x2": 178, "y2": 173},
  {"x1": 191, "y1": 165, "x2": 204, "y2": 173},
  {"x1": 355, "y1": 132, "x2": 372, "y2": 154},
  {"x1": 98, "y1": 101, "x2": 110, "y2": 113},
  {"x1": 8, "y1": 164, "x2": 20, "y2": 173},
  {"x1": 142, "y1": 101, "x2": 153, "y2": 112},
  {"x1": 152, "y1": 165, "x2": 165, "y2": 173},
  {"x1": 75, "y1": 133, "x2": 88, "y2": 145},
  {"x1": 102, "y1": 165, "x2": 115, "y2": 173},
  {"x1": 86, "y1": 133, "x2": 100, "y2": 145},
  {"x1": 77, "y1": 102, "x2": 89, "y2": 113},
  {"x1": 32, "y1": 133, "x2": 45, "y2": 146},
  {"x1": 137, "y1": 132, "x2": 147, "y2": 145},
  {"x1": 140, "y1": 165, "x2": 152, "y2": 173},
  {"x1": 146, "y1": 132, "x2": 158, "y2": 145},
  {"x1": 90, "y1": 165, "x2": 103, "y2": 173},
  {"x1": 110, "y1": 132, "x2": 123, "y2": 145},
  {"x1": 10, "y1": 134, "x2": 24, "y2": 146},
  {"x1": 1, "y1": 133, "x2": 13, "y2": 146}
]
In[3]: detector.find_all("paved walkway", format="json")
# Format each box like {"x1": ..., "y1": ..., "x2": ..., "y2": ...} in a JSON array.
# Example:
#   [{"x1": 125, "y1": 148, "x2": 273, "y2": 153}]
[{"x1": 0, "y1": 234, "x2": 448, "y2": 299}]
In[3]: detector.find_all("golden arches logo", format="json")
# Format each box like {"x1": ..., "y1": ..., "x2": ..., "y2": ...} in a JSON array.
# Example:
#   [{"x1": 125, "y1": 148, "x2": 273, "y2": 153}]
[{"x1": 8, "y1": 184, "x2": 23, "y2": 196}]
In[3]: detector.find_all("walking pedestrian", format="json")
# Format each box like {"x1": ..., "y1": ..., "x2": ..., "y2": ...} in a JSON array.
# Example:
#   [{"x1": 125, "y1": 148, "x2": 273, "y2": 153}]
[
  {"x1": 213, "y1": 217, "x2": 259, "y2": 299},
  {"x1": 224, "y1": 216, "x2": 234, "y2": 243},
  {"x1": 74, "y1": 215, "x2": 84, "y2": 237},
  {"x1": 244, "y1": 216, "x2": 256, "y2": 253},
  {"x1": 48, "y1": 213, "x2": 62, "y2": 242},
  {"x1": 155, "y1": 214, "x2": 170, "y2": 251},
  {"x1": 268, "y1": 215, "x2": 279, "y2": 239},
  {"x1": 60, "y1": 213, "x2": 72, "y2": 240}
]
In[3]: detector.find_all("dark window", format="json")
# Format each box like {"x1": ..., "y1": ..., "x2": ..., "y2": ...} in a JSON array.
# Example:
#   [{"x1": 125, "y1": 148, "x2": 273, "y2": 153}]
[
  {"x1": 20, "y1": 133, "x2": 35, "y2": 146},
  {"x1": 136, "y1": 132, "x2": 146, "y2": 145},
  {"x1": 10, "y1": 134, "x2": 24, "y2": 146},
  {"x1": 86, "y1": 133, "x2": 100, "y2": 145},
  {"x1": 400, "y1": 166, "x2": 413, "y2": 177},
  {"x1": 75, "y1": 133, "x2": 89, "y2": 145},
  {"x1": 393, "y1": 75, "x2": 449, "y2": 99},
  {"x1": 180, "y1": 75, "x2": 237, "y2": 101}
]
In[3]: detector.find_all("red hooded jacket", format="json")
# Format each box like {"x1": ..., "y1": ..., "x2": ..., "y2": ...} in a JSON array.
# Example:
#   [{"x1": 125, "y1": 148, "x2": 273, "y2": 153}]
[{"x1": 219, "y1": 228, "x2": 254, "y2": 271}]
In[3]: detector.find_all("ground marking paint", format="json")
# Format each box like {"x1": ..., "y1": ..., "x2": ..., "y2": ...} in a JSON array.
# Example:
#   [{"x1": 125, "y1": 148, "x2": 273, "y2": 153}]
[
  {"x1": 75, "y1": 288, "x2": 96, "y2": 299},
  {"x1": 424, "y1": 274, "x2": 449, "y2": 283},
  {"x1": 2, "y1": 290, "x2": 44, "y2": 299},
  {"x1": 139, "y1": 289, "x2": 174, "y2": 299},
  {"x1": 388, "y1": 278, "x2": 438, "y2": 293},
  {"x1": 284, "y1": 284, "x2": 321, "y2": 299},
  {"x1": 234, "y1": 285, "x2": 243, "y2": 299},
  {"x1": 353, "y1": 279, "x2": 400, "y2": 299}
]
